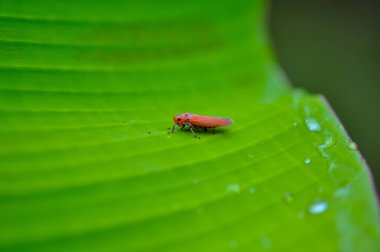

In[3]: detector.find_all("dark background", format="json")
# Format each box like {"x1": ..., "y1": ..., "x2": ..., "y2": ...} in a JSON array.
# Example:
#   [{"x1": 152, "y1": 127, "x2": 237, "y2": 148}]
[{"x1": 270, "y1": 0, "x2": 380, "y2": 191}]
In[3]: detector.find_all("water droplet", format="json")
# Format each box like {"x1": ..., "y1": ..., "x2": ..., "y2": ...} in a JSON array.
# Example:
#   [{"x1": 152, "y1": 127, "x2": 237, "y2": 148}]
[
  {"x1": 248, "y1": 187, "x2": 256, "y2": 194},
  {"x1": 304, "y1": 158, "x2": 311, "y2": 164},
  {"x1": 260, "y1": 235, "x2": 272, "y2": 249},
  {"x1": 309, "y1": 201, "x2": 328, "y2": 214},
  {"x1": 192, "y1": 178, "x2": 199, "y2": 184},
  {"x1": 283, "y1": 192, "x2": 294, "y2": 203},
  {"x1": 293, "y1": 122, "x2": 299, "y2": 126},
  {"x1": 329, "y1": 161, "x2": 357, "y2": 183},
  {"x1": 226, "y1": 184, "x2": 240, "y2": 193},
  {"x1": 334, "y1": 185, "x2": 351, "y2": 198},
  {"x1": 248, "y1": 154, "x2": 254, "y2": 159},
  {"x1": 305, "y1": 118, "x2": 322, "y2": 132},
  {"x1": 347, "y1": 140, "x2": 357, "y2": 150},
  {"x1": 318, "y1": 136, "x2": 336, "y2": 158},
  {"x1": 228, "y1": 239, "x2": 238, "y2": 250}
]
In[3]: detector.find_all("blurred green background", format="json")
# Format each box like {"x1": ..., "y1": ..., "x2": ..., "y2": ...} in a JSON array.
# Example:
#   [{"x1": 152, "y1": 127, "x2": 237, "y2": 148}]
[{"x1": 270, "y1": 0, "x2": 380, "y2": 191}]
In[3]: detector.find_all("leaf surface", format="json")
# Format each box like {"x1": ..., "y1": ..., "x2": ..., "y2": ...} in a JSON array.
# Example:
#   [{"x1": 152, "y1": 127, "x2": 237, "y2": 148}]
[{"x1": 0, "y1": 0, "x2": 379, "y2": 251}]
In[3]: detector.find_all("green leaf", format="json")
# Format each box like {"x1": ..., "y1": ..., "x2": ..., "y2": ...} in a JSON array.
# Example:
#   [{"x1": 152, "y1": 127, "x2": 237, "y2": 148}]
[{"x1": 0, "y1": 0, "x2": 379, "y2": 251}]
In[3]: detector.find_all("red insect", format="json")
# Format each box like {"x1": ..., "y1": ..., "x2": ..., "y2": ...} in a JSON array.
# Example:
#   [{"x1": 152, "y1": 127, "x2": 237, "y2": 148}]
[{"x1": 170, "y1": 113, "x2": 233, "y2": 138}]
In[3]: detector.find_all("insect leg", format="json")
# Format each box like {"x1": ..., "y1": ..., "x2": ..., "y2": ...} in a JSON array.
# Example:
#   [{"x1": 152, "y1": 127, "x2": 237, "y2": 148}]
[
  {"x1": 189, "y1": 124, "x2": 200, "y2": 139},
  {"x1": 169, "y1": 124, "x2": 177, "y2": 134}
]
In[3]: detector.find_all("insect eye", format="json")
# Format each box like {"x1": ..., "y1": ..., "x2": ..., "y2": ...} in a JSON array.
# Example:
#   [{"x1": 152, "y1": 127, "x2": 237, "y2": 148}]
[{"x1": 177, "y1": 118, "x2": 181, "y2": 121}]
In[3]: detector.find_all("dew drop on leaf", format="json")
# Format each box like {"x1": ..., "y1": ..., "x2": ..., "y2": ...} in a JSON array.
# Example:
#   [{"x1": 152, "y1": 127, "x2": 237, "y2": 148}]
[
  {"x1": 226, "y1": 184, "x2": 240, "y2": 193},
  {"x1": 334, "y1": 185, "x2": 351, "y2": 198},
  {"x1": 347, "y1": 140, "x2": 357, "y2": 150},
  {"x1": 304, "y1": 158, "x2": 311, "y2": 164},
  {"x1": 304, "y1": 118, "x2": 322, "y2": 132},
  {"x1": 329, "y1": 161, "x2": 358, "y2": 183},
  {"x1": 248, "y1": 187, "x2": 256, "y2": 194},
  {"x1": 309, "y1": 201, "x2": 328, "y2": 214},
  {"x1": 317, "y1": 136, "x2": 336, "y2": 159}
]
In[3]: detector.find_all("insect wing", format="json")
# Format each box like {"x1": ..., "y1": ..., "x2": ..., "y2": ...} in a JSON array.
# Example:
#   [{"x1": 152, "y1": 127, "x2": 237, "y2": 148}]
[{"x1": 189, "y1": 115, "x2": 232, "y2": 127}]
